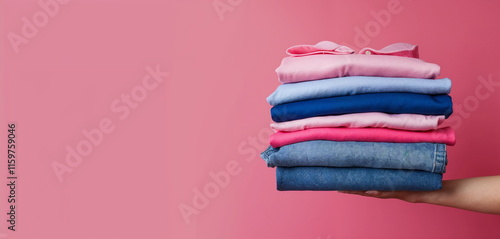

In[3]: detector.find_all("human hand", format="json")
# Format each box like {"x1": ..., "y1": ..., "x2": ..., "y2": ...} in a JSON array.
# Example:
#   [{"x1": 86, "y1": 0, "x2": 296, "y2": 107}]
[
  {"x1": 338, "y1": 177, "x2": 500, "y2": 215},
  {"x1": 338, "y1": 190, "x2": 426, "y2": 203}
]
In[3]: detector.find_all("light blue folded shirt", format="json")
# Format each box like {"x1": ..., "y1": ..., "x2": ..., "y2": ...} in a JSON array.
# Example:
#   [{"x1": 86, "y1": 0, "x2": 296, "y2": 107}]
[{"x1": 267, "y1": 76, "x2": 452, "y2": 106}]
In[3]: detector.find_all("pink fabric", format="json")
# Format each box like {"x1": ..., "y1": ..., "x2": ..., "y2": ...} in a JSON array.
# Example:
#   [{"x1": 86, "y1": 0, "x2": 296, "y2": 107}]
[
  {"x1": 359, "y1": 43, "x2": 419, "y2": 58},
  {"x1": 286, "y1": 41, "x2": 355, "y2": 56},
  {"x1": 269, "y1": 127, "x2": 456, "y2": 148},
  {"x1": 286, "y1": 41, "x2": 419, "y2": 58},
  {"x1": 275, "y1": 54, "x2": 440, "y2": 83},
  {"x1": 271, "y1": 113, "x2": 445, "y2": 132}
]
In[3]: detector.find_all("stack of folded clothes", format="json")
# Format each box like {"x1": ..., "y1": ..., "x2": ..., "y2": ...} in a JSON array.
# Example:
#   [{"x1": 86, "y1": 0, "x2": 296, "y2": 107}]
[{"x1": 261, "y1": 41, "x2": 456, "y2": 191}]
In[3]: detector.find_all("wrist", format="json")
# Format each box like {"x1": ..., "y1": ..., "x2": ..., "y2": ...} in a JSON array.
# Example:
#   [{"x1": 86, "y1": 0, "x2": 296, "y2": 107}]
[{"x1": 413, "y1": 180, "x2": 452, "y2": 205}]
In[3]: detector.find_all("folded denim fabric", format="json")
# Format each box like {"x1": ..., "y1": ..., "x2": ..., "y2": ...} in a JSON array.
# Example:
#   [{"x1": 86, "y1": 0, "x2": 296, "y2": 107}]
[
  {"x1": 276, "y1": 54, "x2": 440, "y2": 83},
  {"x1": 261, "y1": 141, "x2": 447, "y2": 173},
  {"x1": 269, "y1": 127, "x2": 456, "y2": 148},
  {"x1": 276, "y1": 167, "x2": 443, "y2": 191},
  {"x1": 267, "y1": 76, "x2": 451, "y2": 106},
  {"x1": 271, "y1": 113, "x2": 445, "y2": 132},
  {"x1": 271, "y1": 93, "x2": 452, "y2": 122}
]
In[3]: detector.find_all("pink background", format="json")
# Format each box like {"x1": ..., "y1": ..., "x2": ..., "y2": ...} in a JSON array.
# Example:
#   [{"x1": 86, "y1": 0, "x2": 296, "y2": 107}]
[{"x1": 1, "y1": 0, "x2": 500, "y2": 238}]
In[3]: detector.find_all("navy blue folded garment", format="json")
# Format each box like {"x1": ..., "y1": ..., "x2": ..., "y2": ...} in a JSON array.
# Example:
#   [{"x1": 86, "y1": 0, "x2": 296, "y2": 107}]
[
  {"x1": 271, "y1": 93, "x2": 452, "y2": 122},
  {"x1": 276, "y1": 167, "x2": 443, "y2": 191}
]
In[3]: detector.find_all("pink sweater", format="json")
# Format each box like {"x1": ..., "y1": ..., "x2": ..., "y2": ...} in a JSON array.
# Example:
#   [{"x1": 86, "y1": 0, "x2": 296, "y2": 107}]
[{"x1": 270, "y1": 127, "x2": 456, "y2": 148}]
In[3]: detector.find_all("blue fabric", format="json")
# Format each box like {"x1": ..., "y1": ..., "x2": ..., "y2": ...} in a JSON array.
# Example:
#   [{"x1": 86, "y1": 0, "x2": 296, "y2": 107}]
[
  {"x1": 276, "y1": 167, "x2": 442, "y2": 191},
  {"x1": 261, "y1": 141, "x2": 447, "y2": 173},
  {"x1": 271, "y1": 93, "x2": 453, "y2": 122},
  {"x1": 267, "y1": 76, "x2": 452, "y2": 106}
]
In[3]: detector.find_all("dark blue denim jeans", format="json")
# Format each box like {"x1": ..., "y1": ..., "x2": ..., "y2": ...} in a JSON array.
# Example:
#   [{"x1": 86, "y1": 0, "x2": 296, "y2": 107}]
[
  {"x1": 276, "y1": 167, "x2": 442, "y2": 191},
  {"x1": 261, "y1": 140, "x2": 447, "y2": 173}
]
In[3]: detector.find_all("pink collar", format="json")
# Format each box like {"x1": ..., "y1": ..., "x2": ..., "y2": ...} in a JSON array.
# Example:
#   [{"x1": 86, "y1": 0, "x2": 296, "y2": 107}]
[{"x1": 286, "y1": 41, "x2": 419, "y2": 58}]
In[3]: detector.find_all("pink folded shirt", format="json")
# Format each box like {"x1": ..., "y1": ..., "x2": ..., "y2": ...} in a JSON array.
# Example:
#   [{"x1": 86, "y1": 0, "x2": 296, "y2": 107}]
[
  {"x1": 276, "y1": 54, "x2": 440, "y2": 83},
  {"x1": 269, "y1": 127, "x2": 456, "y2": 148},
  {"x1": 286, "y1": 41, "x2": 355, "y2": 56},
  {"x1": 287, "y1": 41, "x2": 419, "y2": 58},
  {"x1": 359, "y1": 43, "x2": 419, "y2": 58},
  {"x1": 271, "y1": 113, "x2": 445, "y2": 132}
]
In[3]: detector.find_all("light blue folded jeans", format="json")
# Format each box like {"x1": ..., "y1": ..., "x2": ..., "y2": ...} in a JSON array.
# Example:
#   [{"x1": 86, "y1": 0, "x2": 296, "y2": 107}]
[
  {"x1": 277, "y1": 167, "x2": 442, "y2": 191},
  {"x1": 261, "y1": 140, "x2": 447, "y2": 173}
]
